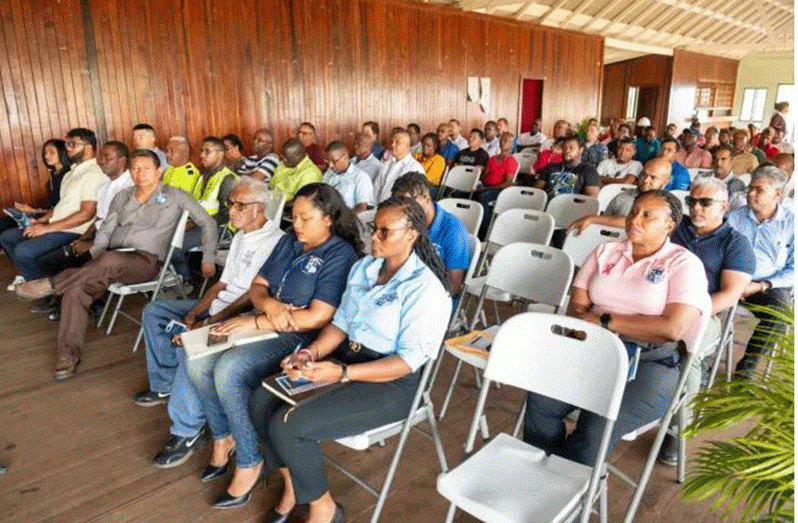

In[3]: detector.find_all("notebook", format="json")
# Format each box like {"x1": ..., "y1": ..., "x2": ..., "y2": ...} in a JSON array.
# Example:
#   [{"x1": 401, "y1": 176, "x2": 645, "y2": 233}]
[
  {"x1": 3, "y1": 208, "x2": 32, "y2": 228},
  {"x1": 261, "y1": 372, "x2": 342, "y2": 406},
  {"x1": 180, "y1": 324, "x2": 277, "y2": 360},
  {"x1": 444, "y1": 325, "x2": 501, "y2": 358}
]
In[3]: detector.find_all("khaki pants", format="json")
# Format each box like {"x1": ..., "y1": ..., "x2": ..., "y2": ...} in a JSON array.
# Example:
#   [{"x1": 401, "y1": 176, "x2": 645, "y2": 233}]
[{"x1": 54, "y1": 250, "x2": 159, "y2": 360}]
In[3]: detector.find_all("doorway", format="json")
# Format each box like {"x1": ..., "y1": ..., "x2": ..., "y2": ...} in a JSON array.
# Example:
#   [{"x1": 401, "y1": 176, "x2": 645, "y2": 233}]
[
  {"x1": 519, "y1": 78, "x2": 544, "y2": 133},
  {"x1": 636, "y1": 86, "x2": 660, "y2": 127}
]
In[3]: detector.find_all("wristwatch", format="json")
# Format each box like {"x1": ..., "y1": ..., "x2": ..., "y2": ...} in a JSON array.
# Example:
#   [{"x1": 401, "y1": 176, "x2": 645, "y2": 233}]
[
  {"x1": 339, "y1": 364, "x2": 351, "y2": 383},
  {"x1": 600, "y1": 313, "x2": 612, "y2": 330}
]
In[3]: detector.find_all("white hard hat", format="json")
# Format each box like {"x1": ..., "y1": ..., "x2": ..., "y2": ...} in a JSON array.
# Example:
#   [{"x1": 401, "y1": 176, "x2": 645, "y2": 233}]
[{"x1": 637, "y1": 117, "x2": 651, "y2": 127}]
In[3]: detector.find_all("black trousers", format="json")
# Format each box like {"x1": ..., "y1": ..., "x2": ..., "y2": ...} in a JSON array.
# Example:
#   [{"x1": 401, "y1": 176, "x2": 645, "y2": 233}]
[
  {"x1": 37, "y1": 247, "x2": 91, "y2": 277},
  {"x1": 735, "y1": 287, "x2": 792, "y2": 375},
  {"x1": 249, "y1": 343, "x2": 422, "y2": 504}
]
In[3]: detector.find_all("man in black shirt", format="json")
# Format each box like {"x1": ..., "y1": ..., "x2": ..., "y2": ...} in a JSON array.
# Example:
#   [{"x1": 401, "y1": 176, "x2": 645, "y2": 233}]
[
  {"x1": 452, "y1": 129, "x2": 490, "y2": 172},
  {"x1": 534, "y1": 134, "x2": 600, "y2": 200}
]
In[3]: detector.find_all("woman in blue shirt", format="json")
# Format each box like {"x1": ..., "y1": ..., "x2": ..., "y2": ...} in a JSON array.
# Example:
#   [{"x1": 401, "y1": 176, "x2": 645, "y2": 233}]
[
  {"x1": 249, "y1": 196, "x2": 452, "y2": 523},
  {"x1": 185, "y1": 183, "x2": 361, "y2": 509}
]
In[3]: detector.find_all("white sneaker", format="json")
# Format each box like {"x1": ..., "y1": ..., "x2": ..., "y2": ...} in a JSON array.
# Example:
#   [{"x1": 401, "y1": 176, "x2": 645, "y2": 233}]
[{"x1": 7, "y1": 275, "x2": 24, "y2": 292}]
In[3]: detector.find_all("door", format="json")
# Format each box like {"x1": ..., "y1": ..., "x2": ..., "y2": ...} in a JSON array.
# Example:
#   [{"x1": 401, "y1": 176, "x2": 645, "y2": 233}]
[{"x1": 636, "y1": 86, "x2": 660, "y2": 127}]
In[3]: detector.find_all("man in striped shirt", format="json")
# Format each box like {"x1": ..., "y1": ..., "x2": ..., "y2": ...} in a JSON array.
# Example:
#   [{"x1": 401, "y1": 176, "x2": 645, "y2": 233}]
[{"x1": 237, "y1": 128, "x2": 279, "y2": 182}]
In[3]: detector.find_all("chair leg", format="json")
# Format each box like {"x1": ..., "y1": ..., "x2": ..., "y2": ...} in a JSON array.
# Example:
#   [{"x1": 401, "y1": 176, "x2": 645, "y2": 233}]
[
  {"x1": 106, "y1": 294, "x2": 125, "y2": 335},
  {"x1": 424, "y1": 395, "x2": 448, "y2": 473},
  {"x1": 726, "y1": 333, "x2": 734, "y2": 382},
  {"x1": 438, "y1": 359, "x2": 462, "y2": 420},
  {"x1": 429, "y1": 351, "x2": 446, "y2": 396},
  {"x1": 512, "y1": 400, "x2": 526, "y2": 439},
  {"x1": 96, "y1": 294, "x2": 113, "y2": 329},
  {"x1": 444, "y1": 503, "x2": 457, "y2": 523},
  {"x1": 472, "y1": 365, "x2": 482, "y2": 388},
  {"x1": 677, "y1": 406, "x2": 687, "y2": 483},
  {"x1": 198, "y1": 277, "x2": 209, "y2": 298},
  {"x1": 133, "y1": 326, "x2": 144, "y2": 353},
  {"x1": 599, "y1": 474, "x2": 609, "y2": 523},
  {"x1": 479, "y1": 413, "x2": 490, "y2": 441},
  {"x1": 707, "y1": 341, "x2": 724, "y2": 389}
]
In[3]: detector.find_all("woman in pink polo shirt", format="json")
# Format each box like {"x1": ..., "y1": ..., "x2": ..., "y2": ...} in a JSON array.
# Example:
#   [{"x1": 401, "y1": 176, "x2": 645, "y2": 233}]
[{"x1": 523, "y1": 189, "x2": 708, "y2": 466}]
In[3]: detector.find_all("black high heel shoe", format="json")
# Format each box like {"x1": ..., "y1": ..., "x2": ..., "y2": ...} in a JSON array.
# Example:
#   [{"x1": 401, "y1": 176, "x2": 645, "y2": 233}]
[
  {"x1": 263, "y1": 507, "x2": 292, "y2": 523},
  {"x1": 211, "y1": 467, "x2": 266, "y2": 509},
  {"x1": 201, "y1": 448, "x2": 235, "y2": 482}
]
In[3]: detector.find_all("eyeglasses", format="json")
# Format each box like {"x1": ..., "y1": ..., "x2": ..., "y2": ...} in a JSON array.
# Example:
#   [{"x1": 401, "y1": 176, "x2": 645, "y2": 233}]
[
  {"x1": 226, "y1": 200, "x2": 259, "y2": 212},
  {"x1": 685, "y1": 196, "x2": 722, "y2": 208},
  {"x1": 65, "y1": 141, "x2": 86, "y2": 149},
  {"x1": 368, "y1": 222, "x2": 409, "y2": 240},
  {"x1": 200, "y1": 148, "x2": 223, "y2": 155}
]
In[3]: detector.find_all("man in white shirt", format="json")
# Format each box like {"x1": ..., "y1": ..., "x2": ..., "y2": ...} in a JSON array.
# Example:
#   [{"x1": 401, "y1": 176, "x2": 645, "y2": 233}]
[
  {"x1": 351, "y1": 132, "x2": 382, "y2": 183},
  {"x1": 373, "y1": 129, "x2": 424, "y2": 203},
  {"x1": 95, "y1": 141, "x2": 134, "y2": 228},
  {"x1": 597, "y1": 137, "x2": 643, "y2": 185},
  {"x1": 322, "y1": 141, "x2": 374, "y2": 212},
  {"x1": 482, "y1": 120, "x2": 500, "y2": 156},
  {"x1": 138, "y1": 178, "x2": 285, "y2": 466},
  {"x1": 518, "y1": 119, "x2": 547, "y2": 147},
  {"x1": 449, "y1": 119, "x2": 469, "y2": 150}
]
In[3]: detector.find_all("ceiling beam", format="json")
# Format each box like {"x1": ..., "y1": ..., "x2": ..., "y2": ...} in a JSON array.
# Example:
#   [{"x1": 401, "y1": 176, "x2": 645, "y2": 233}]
[
  {"x1": 512, "y1": 1, "x2": 535, "y2": 18},
  {"x1": 605, "y1": 36, "x2": 674, "y2": 55},
  {"x1": 657, "y1": 0, "x2": 722, "y2": 34},
  {"x1": 648, "y1": 0, "x2": 768, "y2": 35},
  {"x1": 560, "y1": 0, "x2": 600, "y2": 27},
  {"x1": 600, "y1": 0, "x2": 652, "y2": 35},
  {"x1": 685, "y1": 2, "x2": 754, "y2": 43},
  {"x1": 538, "y1": 0, "x2": 572, "y2": 25}
]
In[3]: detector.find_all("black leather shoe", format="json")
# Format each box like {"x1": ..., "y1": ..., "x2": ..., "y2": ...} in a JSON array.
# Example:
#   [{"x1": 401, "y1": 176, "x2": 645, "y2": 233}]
[
  {"x1": 201, "y1": 461, "x2": 229, "y2": 482},
  {"x1": 263, "y1": 508, "x2": 292, "y2": 523},
  {"x1": 330, "y1": 503, "x2": 345, "y2": 523},
  {"x1": 211, "y1": 468, "x2": 266, "y2": 509}
]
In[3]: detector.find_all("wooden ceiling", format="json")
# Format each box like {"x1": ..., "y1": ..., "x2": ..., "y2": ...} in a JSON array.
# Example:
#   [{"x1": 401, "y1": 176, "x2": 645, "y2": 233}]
[{"x1": 423, "y1": 0, "x2": 794, "y2": 60}]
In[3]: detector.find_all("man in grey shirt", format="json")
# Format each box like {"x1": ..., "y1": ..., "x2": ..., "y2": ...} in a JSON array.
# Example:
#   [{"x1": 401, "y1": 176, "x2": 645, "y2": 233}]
[{"x1": 16, "y1": 150, "x2": 217, "y2": 380}]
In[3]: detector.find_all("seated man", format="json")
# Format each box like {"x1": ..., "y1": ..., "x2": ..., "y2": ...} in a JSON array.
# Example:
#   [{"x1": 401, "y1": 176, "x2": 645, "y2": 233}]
[
  {"x1": 0, "y1": 128, "x2": 107, "y2": 288},
  {"x1": 540, "y1": 119, "x2": 569, "y2": 151},
  {"x1": 534, "y1": 134, "x2": 600, "y2": 200},
  {"x1": 373, "y1": 129, "x2": 424, "y2": 203},
  {"x1": 582, "y1": 121, "x2": 608, "y2": 168},
  {"x1": 132, "y1": 123, "x2": 168, "y2": 169},
  {"x1": 391, "y1": 172, "x2": 469, "y2": 296},
  {"x1": 657, "y1": 176, "x2": 755, "y2": 465},
  {"x1": 297, "y1": 122, "x2": 327, "y2": 170},
  {"x1": 676, "y1": 128, "x2": 713, "y2": 168},
  {"x1": 658, "y1": 137, "x2": 691, "y2": 191},
  {"x1": 162, "y1": 136, "x2": 201, "y2": 194},
  {"x1": 731, "y1": 130, "x2": 760, "y2": 175},
  {"x1": 569, "y1": 157, "x2": 671, "y2": 232},
  {"x1": 437, "y1": 123, "x2": 460, "y2": 163},
  {"x1": 475, "y1": 132, "x2": 519, "y2": 236},
  {"x1": 482, "y1": 120, "x2": 500, "y2": 157},
  {"x1": 363, "y1": 121, "x2": 385, "y2": 159},
  {"x1": 607, "y1": 123, "x2": 631, "y2": 159},
  {"x1": 518, "y1": 118, "x2": 546, "y2": 148},
  {"x1": 635, "y1": 126, "x2": 660, "y2": 164},
  {"x1": 708, "y1": 145, "x2": 747, "y2": 204},
  {"x1": 452, "y1": 128, "x2": 490, "y2": 173},
  {"x1": 597, "y1": 137, "x2": 642, "y2": 185},
  {"x1": 351, "y1": 131, "x2": 382, "y2": 183},
  {"x1": 449, "y1": 119, "x2": 469, "y2": 150},
  {"x1": 15, "y1": 150, "x2": 218, "y2": 380},
  {"x1": 137, "y1": 178, "x2": 284, "y2": 466},
  {"x1": 322, "y1": 141, "x2": 373, "y2": 213},
  {"x1": 237, "y1": 129, "x2": 280, "y2": 181},
  {"x1": 727, "y1": 166, "x2": 794, "y2": 379},
  {"x1": 269, "y1": 138, "x2": 323, "y2": 202},
  {"x1": 496, "y1": 118, "x2": 518, "y2": 153}
]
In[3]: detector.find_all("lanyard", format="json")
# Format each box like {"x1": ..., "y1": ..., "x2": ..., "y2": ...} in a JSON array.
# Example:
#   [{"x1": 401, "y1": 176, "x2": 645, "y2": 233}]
[{"x1": 275, "y1": 251, "x2": 312, "y2": 302}]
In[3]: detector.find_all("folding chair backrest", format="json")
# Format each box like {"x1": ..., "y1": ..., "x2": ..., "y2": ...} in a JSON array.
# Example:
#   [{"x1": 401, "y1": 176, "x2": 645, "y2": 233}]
[
  {"x1": 596, "y1": 183, "x2": 636, "y2": 213},
  {"x1": 487, "y1": 209, "x2": 555, "y2": 248},
  {"x1": 438, "y1": 198, "x2": 484, "y2": 236},
  {"x1": 170, "y1": 210, "x2": 191, "y2": 250},
  {"x1": 483, "y1": 242, "x2": 573, "y2": 310},
  {"x1": 494, "y1": 186, "x2": 547, "y2": 214},
  {"x1": 561, "y1": 224, "x2": 626, "y2": 268},
  {"x1": 267, "y1": 190, "x2": 287, "y2": 222},
  {"x1": 687, "y1": 168, "x2": 714, "y2": 181},
  {"x1": 464, "y1": 234, "x2": 481, "y2": 283},
  {"x1": 513, "y1": 150, "x2": 537, "y2": 174},
  {"x1": 357, "y1": 209, "x2": 377, "y2": 255},
  {"x1": 440, "y1": 165, "x2": 481, "y2": 193},
  {"x1": 546, "y1": 194, "x2": 600, "y2": 228},
  {"x1": 736, "y1": 173, "x2": 751, "y2": 186},
  {"x1": 485, "y1": 312, "x2": 628, "y2": 419},
  {"x1": 670, "y1": 189, "x2": 691, "y2": 215}
]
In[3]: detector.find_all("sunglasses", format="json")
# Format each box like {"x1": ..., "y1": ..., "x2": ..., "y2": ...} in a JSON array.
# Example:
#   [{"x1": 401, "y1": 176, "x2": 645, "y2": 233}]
[
  {"x1": 685, "y1": 196, "x2": 722, "y2": 208},
  {"x1": 368, "y1": 222, "x2": 409, "y2": 240}
]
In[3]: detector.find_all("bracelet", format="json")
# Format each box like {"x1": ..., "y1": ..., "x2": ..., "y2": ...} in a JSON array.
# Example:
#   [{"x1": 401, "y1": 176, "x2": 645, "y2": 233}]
[
  {"x1": 254, "y1": 314, "x2": 261, "y2": 329},
  {"x1": 298, "y1": 348, "x2": 315, "y2": 362}
]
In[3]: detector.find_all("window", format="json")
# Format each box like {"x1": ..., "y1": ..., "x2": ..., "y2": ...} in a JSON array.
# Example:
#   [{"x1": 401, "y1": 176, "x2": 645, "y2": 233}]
[
  {"x1": 740, "y1": 88, "x2": 767, "y2": 121},
  {"x1": 776, "y1": 83, "x2": 794, "y2": 104},
  {"x1": 625, "y1": 86, "x2": 639, "y2": 121}
]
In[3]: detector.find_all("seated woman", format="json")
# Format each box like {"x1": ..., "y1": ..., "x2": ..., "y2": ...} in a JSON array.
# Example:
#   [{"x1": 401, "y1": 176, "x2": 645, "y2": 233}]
[
  {"x1": 413, "y1": 132, "x2": 446, "y2": 195},
  {"x1": 249, "y1": 196, "x2": 452, "y2": 523},
  {"x1": 523, "y1": 190, "x2": 707, "y2": 466},
  {"x1": 185, "y1": 183, "x2": 361, "y2": 509}
]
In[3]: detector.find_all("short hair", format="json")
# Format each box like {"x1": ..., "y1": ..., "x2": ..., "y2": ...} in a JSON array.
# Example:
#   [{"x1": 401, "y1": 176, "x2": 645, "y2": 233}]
[
  {"x1": 469, "y1": 128, "x2": 484, "y2": 140},
  {"x1": 407, "y1": 123, "x2": 421, "y2": 134},
  {"x1": 618, "y1": 136, "x2": 636, "y2": 148},
  {"x1": 661, "y1": 136, "x2": 681, "y2": 152},
  {"x1": 129, "y1": 148, "x2": 161, "y2": 168},
  {"x1": 484, "y1": 120, "x2": 497, "y2": 128},
  {"x1": 391, "y1": 171, "x2": 431, "y2": 199},
  {"x1": 325, "y1": 140, "x2": 349, "y2": 155},
  {"x1": 705, "y1": 126, "x2": 719, "y2": 136},
  {"x1": 714, "y1": 144, "x2": 734, "y2": 157},
  {"x1": 392, "y1": 129, "x2": 410, "y2": 143},
  {"x1": 298, "y1": 121, "x2": 316, "y2": 133},
  {"x1": 553, "y1": 136, "x2": 568, "y2": 148},
  {"x1": 354, "y1": 131, "x2": 370, "y2": 146},
  {"x1": 634, "y1": 189, "x2": 682, "y2": 224},
  {"x1": 751, "y1": 165, "x2": 788, "y2": 191},
  {"x1": 618, "y1": 123, "x2": 632, "y2": 133},
  {"x1": 645, "y1": 126, "x2": 656, "y2": 134},
  {"x1": 231, "y1": 177, "x2": 270, "y2": 216},
  {"x1": 363, "y1": 121, "x2": 380, "y2": 136},
  {"x1": 691, "y1": 176, "x2": 728, "y2": 201},
  {"x1": 132, "y1": 123, "x2": 156, "y2": 135},
  {"x1": 221, "y1": 133, "x2": 244, "y2": 153},
  {"x1": 202, "y1": 136, "x2": 225, "y2": 150},
  {"x1": 497, "y1": 117, "x2": 508, "y2": 125},
  {"x1": 66, "y1": 128, "x2": 97, "y2": 150},
  {"x1": 422, "y1": 132, "x2": 440, "y2": 153},
  {"x1": 169, "y1": 135, "x2": 190, "y2": 145},
  {"x1": 449, "y1": 118, "x2": 461, "y2": 126},
  {"x1": 103, "y1": 140, "x2": 130, "y2": 160},
  {"x1": 563, "y1": 134, "x2": 584, "y2": 149}
]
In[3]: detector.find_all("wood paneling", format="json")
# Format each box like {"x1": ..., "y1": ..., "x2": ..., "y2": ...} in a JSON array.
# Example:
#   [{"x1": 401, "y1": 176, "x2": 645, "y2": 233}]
[
  {"x1": 0, "y1": 0, "x2": 604, "y2": 208},
  {"x1": 601, "y1": 54, "x2": 674, "y2": 132},
  {"x1": 668, "y1": 49, "x2": 739, "y2": 131}
]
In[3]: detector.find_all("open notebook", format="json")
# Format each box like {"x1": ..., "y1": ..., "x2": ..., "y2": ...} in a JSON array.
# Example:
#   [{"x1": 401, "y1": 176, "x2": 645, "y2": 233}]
[
  {"x1": 180, "y1": 324, "x2": 277, "y2": 360},
  {"x1": 261, "y1": 372, "x2": 342, "y2": 406}
]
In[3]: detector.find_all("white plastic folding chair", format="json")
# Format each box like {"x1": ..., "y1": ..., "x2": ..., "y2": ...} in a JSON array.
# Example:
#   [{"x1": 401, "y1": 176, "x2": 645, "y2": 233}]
[
  {"x1": 546, "y1": 194, "x2": 600, "y2": 229},
  {"x1": 96, "y1": 210, "x2": 190, "y2": 352},
  {"x1": 266, "y1": 190, "x2": 286, "y2": 222},
  {"x1": 437, "y1": 165, "x2": 481, "y2": 199},
  {"x1": 438, "y1": 198, "x2": 484, "y2": 236},
  {"x1": 619, "y1": 294, "x2": 712, "y2": 523},
  {"x1": 439, "y1": 243, "x2": 574, "y2": 421},
  {"x1": 357, "y1": 209, "x2": 377, "y2": 255},
  {"x1": 513, "y1": 150, "x2": 537, "y2": 175},
  {"x1": 736, "y1": 172, "x2": 752, "y2": 186},
  {"x1": 670, "y1": 189, "x2": 691, "y2": 215},
  {"x1": 687, "y1": 168, "x2": 714, "y2": 181},
  {"x1": 482, "y1": 186, "x2": 547, "y2": 241},
  {"x1": 324, "y1": 349, "x2": 448, "y2": 523},
  {"x1": 561, "y1": 224, "x2": 627, "y2": 268},
  {"x1": 596, "y1": 183, "x2": 636, "y2": 213},
  {"x1": 437, "y1": 312, "x2": 629, "y2": 523}
]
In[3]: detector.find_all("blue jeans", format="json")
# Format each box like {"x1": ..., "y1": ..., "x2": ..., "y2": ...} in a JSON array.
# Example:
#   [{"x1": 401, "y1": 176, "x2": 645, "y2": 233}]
[
  {"x1": 476, "y1": 189, "x2": 501, "y2": 239},
  {"x1": 0, "y1": 228, "x2": 79, "y2": 280},
  {"x1": 185, "y1": 331, "x2": 316, "y2": 467},
  {"x1": 142, "y1": 300, "x2": 208, "y2": 438},
  {"x1": 523, "y1": 359, "x2": 680, "y2": 466}
]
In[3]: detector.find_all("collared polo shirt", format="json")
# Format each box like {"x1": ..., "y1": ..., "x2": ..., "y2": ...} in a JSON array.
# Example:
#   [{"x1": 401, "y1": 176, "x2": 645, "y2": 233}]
[
  {"x1": 51, "y1": 158, "x2": 109, "y2": 234},
  {"x1": 351, "y1": 153, "x2": 382, "y2": 183},
  {"x1": 322, "y1": 162, "x2": 374, "y2": 209},
  {"x1": 635, "y1": 137, "x2": 660, "y2": 164},
  {"x1": 727, "y1": 205, "x2": 794, "y2": 289},
  {"x1": 269, "y1": 156, "x2": 323, "y2": 202},
  {"x1": 428, "y1": 203, "x2": 470, "y2": 272},
  {"x1": 452, "y1": 134, "x2": 469, "y2": 150},
  {"x1": 671, "y1": 218, "x2": 755, "y2": 295},
  {"x1": 482, "y1": 138, "x2": 500, "y2": 157},
  {"x1": 597, "y1": 159, "x2": 643, "y2": 179},
  {"x1": 440, "y1": 140, "x2": 460, "y2": 162},
  {"x1": 237, "y1": 153, "x2": 279, "y2": 180},
  {"x1": 414, "y1": 153, "x2": 447, "y2": 186},
  {"x1": 373, "y1": 153, "x2": 425, "y2": 203},
  {"x1": 257, "y1": 232, "x2": 359, "y2": 308},
  {"x1": 332, "y1": 252, "x2": 451, "y2": 371},
  {"x1": 665, "y1": 162, "x2": 691, "y2": 191}
]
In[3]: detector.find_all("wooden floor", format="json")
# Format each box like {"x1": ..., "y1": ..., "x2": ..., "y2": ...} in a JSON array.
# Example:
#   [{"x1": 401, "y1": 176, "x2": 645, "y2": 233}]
[{"x1": 0, "y1": 255, "x2": 754, "y2": 523}]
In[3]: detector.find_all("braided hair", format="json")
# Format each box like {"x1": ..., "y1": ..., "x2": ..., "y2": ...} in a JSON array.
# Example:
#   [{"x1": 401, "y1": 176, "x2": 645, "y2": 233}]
[
  {"x1": 294, "y1": 183, "x2": 365, "y2": 256},
  {"x1": 633, "y1": 189, "x2": 683, "y2": 226},
  {"x1": 377, "y1": 196, "x2": 451, "y2": 294}
]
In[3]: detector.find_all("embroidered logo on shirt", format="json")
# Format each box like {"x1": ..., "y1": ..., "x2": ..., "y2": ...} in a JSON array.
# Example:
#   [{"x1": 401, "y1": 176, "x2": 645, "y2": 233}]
[
  {"x1": 375, "y1": 292, "x2": 398, "y2": 306},
  {"x1": 302, "y1": 255, "x2": 323, "y2": 274},
  {"x1": 603, "y1": 263, "x2": 616, "y2": 275},
  {"x1": 154, "y1": 192, "x2": 167, "y2": 205},
  {"x1": 646, "y1": 266, "x2": 665, "y2": 283}
]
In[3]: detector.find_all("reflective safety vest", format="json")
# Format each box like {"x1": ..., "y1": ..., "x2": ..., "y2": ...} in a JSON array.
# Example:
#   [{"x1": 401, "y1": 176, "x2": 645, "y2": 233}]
[
  {"x1": 192, "y1": 166, "x2": 237, "y2": 217},
  {"x1": 162, "y1": 162, "x2": 201, "y2": 194}
]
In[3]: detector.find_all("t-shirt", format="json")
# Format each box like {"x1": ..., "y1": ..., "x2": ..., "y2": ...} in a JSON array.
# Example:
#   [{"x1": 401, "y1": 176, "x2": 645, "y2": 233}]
[
  {"x1": 322, "y1": 163, "x2": 374, "y2": 209},
  {"x1": 453, "y1": 147, "x2": 489, "y2": 169},
  {"x1": 50, "y1": 158, "x2": 109, "y2": 234},
  {"x1": 596, "y1": 159, "x2": 643, "y2": 179},
  {"x1": 269, "y1": 156, "x2": 323, "y2": 201},
  {"x1": 635, "y1": 137, "x2": 660, "y2": 164},
  {"x1": 440, "y1": 140, "x2": 460, "y2": 162},
  {"x1": 539, "y1": 161, "x2": 600, "y2": 199},
  {"x1": 351, "y1": 154, "x2": 382, "y2": 182},
  {"x1": 428, "y1": 203, "x2": 470, "y2": 272},
  {"x1": 257, "y1": 232, "x2": 359, "y2": 308},
  {"x1": 670, "y1": 219, "x2": 755, "y2": 295},
  {"x1": 237, "y1": 153, "x2": 280, "y2": 180},
  {"x1": 665, "y1": 162, "x2": 691, "y2": 191},
  {"x1": 482, "y1": 138, "x2": 500, "y2": 157},
  {"x1": 483, "y1": 155, "x2": 519, "y2": 187},
  {"x1": 212, "y1": 220, "x2": 284, "y2": 315},
  {"x1": 582, "y1": 142, "x2": 608, "y2": 168},
  {"x1": 414, "y1": 153, "x2": 447, "y2": 186}
]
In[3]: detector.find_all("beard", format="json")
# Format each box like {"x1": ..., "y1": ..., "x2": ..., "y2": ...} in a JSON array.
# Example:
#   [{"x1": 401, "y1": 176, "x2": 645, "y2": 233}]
[{"x1": 68, "y1": 149, "x2": 85, "y2": 163}]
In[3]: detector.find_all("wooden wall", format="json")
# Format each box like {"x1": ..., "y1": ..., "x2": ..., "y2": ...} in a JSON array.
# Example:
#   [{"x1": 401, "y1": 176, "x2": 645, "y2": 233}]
[
  {"x1": 668, "y1": 49, "x2": 739, "y2": 131},
  {"x1": 0, "y1": 0, "x2": 604, "y2": 208},
  {"x1": 601, "y1": 54, "x2": 674, "y2": 132}
]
